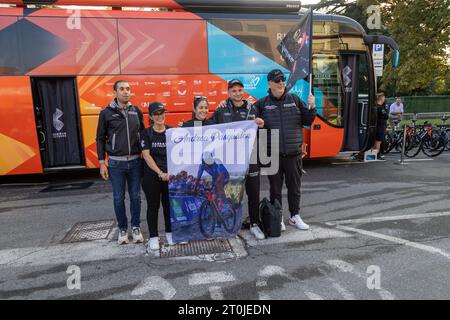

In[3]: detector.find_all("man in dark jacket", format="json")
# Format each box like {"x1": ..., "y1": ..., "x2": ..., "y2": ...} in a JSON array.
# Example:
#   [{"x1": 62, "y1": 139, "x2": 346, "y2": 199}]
[
  {"x1": 211, "y1": 79, "x2": 266, "y2": 240},
  {"x1": 254, "y1": 69, "x2": 316, "y2": 231},
  {"x1": 374, "y1": 92, "x2": 389, "y2": 160},
  {"x1": 96, "y1": 80, "x2": 145, "y2": 245}
]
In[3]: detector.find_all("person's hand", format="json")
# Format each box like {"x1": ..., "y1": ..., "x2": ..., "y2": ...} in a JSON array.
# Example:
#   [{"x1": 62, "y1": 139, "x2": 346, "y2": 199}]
[
  {"x1": 255, "y1": 117, "x2": 264, "y2": 128},
  {"x1": 308, "y1": 94, "x2": 315, "y2": 109},
  {"x1": 177, "y1": 121, "x2": 184, "y2": 127},
  {"x1": 217, "y1": 100, "x2": 227, "y2": 109},
  {"x1": 301, "y1": 144, "x2": 308, "y2": 159},
  {"x1": 100, "y1": 162, "x2": 109, "y2": 181},
  {"x1": 160, "y1": 173, "x2": 169, "y2": 181}
]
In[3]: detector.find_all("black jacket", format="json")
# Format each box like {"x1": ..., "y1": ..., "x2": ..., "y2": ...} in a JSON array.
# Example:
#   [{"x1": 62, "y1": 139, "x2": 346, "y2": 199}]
[
  {"x1": 181, "y1": 117, "x2": 214, "y2": 127},
  {"x1": 211, "y1": 99, "x2": 258, "y2": 124},
  {"x1": 376, "y1": 103, "x2": 389, "y2": 128},
  {"x1": 254, "y1": 90, "x2": 316, "y2": 156},
  {"x1": 96, "y1": 99, "x2": 144, "y2": 161}
]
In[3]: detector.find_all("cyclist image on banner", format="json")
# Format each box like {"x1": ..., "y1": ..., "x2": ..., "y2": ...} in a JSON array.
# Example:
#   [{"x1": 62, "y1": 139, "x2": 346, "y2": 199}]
[
  {"x1": 195, "y1": 152, "x2": 230, "y2": 200},
  {"x1": 193, "y1": 151, "x2": 238, "y2": 239}
]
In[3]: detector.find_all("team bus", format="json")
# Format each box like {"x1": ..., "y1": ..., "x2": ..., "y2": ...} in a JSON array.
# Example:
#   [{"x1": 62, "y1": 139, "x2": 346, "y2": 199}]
[{"x1": 0, "y1": 0, "x2": 399, "y2": 175}]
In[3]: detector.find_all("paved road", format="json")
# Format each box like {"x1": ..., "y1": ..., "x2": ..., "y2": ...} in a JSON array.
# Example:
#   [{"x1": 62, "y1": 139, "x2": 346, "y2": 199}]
[{"x1": 0, "y1": 152, "x2": 449, "y2": 300}]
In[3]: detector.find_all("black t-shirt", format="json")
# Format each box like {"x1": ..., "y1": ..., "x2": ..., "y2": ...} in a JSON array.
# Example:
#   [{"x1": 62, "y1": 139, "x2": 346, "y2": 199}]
[
  {"x1": 141, "y1": 127, "x2": 167, "y2": 173},
  {"x1": 376, "y1": 103, "x2": 389, "y2": 128}
]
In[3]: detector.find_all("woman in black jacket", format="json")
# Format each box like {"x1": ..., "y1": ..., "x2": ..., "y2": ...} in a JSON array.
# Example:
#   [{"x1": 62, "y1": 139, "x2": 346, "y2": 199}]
[{"x1": 181, "y1": 96, "x2": 213, "y2": 127}]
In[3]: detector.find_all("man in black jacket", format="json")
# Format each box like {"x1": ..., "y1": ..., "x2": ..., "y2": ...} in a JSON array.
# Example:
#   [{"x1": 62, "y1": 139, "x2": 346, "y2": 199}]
[
  {"x1": 96, "y1": 80, "x2": 145, "y2": 245},
  {"x1": 211, "y1": 79, "x2": 266, "y2": 240},
  {"x1": 374, "y1": 93, "x2": 389, "y2": 160},
  {"x1": 254, "y1": 69, "x2": 316, "y2": 231}
]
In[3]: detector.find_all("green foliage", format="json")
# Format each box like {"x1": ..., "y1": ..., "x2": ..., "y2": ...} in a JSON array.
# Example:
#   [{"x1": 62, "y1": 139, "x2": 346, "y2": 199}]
[{"x1": 315, "y1": 0, "x2": 450, "y2": 96}]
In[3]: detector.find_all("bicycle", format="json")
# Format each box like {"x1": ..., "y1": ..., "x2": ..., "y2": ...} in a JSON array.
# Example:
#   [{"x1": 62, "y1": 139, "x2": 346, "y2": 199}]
[
  {"x1": 435, "y1": 114, "x2": 450, "y2": 151},
  {"x1": 404, "y1": 121, "x2": 445, "y2": 158},
  {"x1": 196, "y1": 189, "x2": 238, "y2": 238}
]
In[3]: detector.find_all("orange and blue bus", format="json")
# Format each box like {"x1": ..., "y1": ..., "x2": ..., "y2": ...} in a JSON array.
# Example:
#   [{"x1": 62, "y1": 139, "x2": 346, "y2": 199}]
[{"x1": 0, "y1": 0, "x2": 399, "y2": 175}]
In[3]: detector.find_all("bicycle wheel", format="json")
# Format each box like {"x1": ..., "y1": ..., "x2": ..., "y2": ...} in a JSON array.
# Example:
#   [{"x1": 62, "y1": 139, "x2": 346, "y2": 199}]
[
  {"x1": 404, "y1": 133, "x2": 421, "y2": 158},
  {"x1": 218, "y1": 198, "x2": 238, "y2": 234},
  {"x1": 422, "y1": 132, "x2": 445, "y2": 157},
  {"x1": 381, "y1": 132, "x2": 393, "y2": 154},
  {"x1": 199, "y1": 200, "x2": 216, "y2": 238}
]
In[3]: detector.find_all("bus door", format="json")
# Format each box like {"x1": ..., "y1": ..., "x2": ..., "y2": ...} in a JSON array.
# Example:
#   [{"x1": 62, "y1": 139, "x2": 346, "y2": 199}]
[{"x1": 31, "y1": 77, "x2": 84, "y2": 169}]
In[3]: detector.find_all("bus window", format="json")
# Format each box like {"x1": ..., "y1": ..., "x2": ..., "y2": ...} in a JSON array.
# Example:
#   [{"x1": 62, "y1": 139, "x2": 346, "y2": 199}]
[{"x1": 313, "y1": 54, "x2": 343, "y2": 127}]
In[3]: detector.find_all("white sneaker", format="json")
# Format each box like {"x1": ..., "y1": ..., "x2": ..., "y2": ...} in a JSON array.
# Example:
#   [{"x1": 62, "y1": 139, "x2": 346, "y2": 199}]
[
  {"x1": 131, "y1": 227, "x2": 144, "y2": 243},
  {"x1": 280, "y1": 220, "x2": 286, "y2": 232},
  {"x1": 250, "y1": 224, "x2": 265, "y2": 240},
  {"x1": 117, "y1": 229, "x2": 129, "y2": 245},
  {"x1": 289, "y1": 214, "x2": 310, "y2": 230},
  {"x1": 148, "y1": 237, "x2": 160, "y2": 251},
  {"x1": 165, "y1": 232, "x2": 175, "y2": 246}
]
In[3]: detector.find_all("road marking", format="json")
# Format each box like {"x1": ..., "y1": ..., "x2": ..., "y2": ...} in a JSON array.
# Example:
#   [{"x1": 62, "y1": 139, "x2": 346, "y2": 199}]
[
  {"x1": 209, "y1": 286, "x2": 224, "y2": 300},
  {"x1": 304, "y1": 292, "x2": 324, "y2": 300},
  {"x1": 131, "y1": 276, "x2": 176, "y2": 299},
  {"x1": 318, "y1": 267, "x2": 355, "y2": 300},
  {"x1": 325, "y1": 259, "x2": 395, "y2": 300},
  {"x1": 256, "y1": 265, "x2": 291, "y2": 300},
  {"x1": 327, "y1": 211, "x2": 450, "y2": 226},
  {"x1": 240, "y1": 225, "x2": 352, "y2": 247},
  {"x1": 188, "y1": 272, "x2": 235, "y2": 286},
  {"x1": 398, "y1": 158, "x2": 434, "y2": 161},
  {"x1": 334, "y1": 225, "x2": 450, "y2": 261},
  {"x1": 0, "y1": 240, "x2": 145, "y2": 268}
]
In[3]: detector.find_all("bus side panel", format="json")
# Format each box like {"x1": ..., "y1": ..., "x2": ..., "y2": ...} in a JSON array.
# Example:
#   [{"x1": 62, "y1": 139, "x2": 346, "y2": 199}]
[
  {"x1": 309, "y1": 117, "x2": 344, "y2": 158},
  {"x1": 25, "y1": 17, "x2": 120, "y2": 76},
  {"x1": 77, "y1": 75, "x2": 230, "y2": 116},
  {"x1": 118, "y1": 19, "x2": 208, "y2": 75},
  {"x1": 0, "y1": 77, "x2": 42, "y2": 175}
]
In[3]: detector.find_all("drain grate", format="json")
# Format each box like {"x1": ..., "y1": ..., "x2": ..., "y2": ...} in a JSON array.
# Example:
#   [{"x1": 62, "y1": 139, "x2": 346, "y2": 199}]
[
  {"x1": 41, "y1": 182, "x2": 93, "y2": 193},
  {"x1": 160, "y1": 239, "x2": 233, "y2": 258},
  {"x1": 61, "y1": 219, "x2": 116, "y2": 243}
]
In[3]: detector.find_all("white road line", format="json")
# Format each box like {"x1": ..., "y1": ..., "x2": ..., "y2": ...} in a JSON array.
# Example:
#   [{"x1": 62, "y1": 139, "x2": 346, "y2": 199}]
[
  {"x1": 304, "y1": 292, "x2": 324, "y2": 300},
  {"x1": 398, "y1": 158, "x2": 434, "y2": 161},
  {"x1": 318, "y1": 267, "x2": 355, "y2": 300},
  {"x1": 335, "y1": 225, "x2": 450, "y2": 261},
  {"x1": 188, "y1": 272, "x2": 235, "y2": 286},
  {"x1": 256, "y1": 265, "x2": 291, "y2": 300},
  {"x1": 131, "y1": 276, "x2": 176, "y2": 299},
  {"x1": 330, "y1": 282, "x2": 356, "y2": 300},
  {"x1": 325, "y1": 259, "x2": 395, "y2": 300},
  {"x1": 209, "y1": 286, "x2": 224, "y2": 300},
  {"x1": 327, "y1": 211, "x2": 450, "y2": 226}
]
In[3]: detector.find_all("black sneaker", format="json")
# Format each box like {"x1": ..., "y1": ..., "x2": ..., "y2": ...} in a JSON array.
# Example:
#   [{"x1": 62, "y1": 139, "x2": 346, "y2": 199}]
[{"x1": 377, "y1": 154, "x2": 385, "y2": 160}]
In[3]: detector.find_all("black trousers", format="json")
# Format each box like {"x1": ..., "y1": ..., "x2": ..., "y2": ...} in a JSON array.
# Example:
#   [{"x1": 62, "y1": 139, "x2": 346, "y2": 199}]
[
  {"x1": 268, "y1": 155, "x2": 302, "y2": 217},
  {"x1": 246, "y1": 163, "x2": 260, "y2": 225},
  {"x1": 142, "y1": 170, "x2": 171, "y2": 238}
]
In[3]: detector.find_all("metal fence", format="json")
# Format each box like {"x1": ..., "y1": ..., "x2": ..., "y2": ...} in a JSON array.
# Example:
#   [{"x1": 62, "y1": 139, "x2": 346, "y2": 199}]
[{"x1": 386, "y1": 96, "x2": 450, "y2": 113}]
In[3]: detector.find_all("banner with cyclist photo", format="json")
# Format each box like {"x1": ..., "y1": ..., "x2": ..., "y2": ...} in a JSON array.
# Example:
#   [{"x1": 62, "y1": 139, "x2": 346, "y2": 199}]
[{"x1": 166, "y1": 120, "x2": 258, "y2": 243}]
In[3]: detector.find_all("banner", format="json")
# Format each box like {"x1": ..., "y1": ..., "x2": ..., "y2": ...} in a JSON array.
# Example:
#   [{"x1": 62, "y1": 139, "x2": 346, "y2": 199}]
[
  {"x1": 277, "y1": 8, "x2": 313, "y2": 92},
  {"x1": 166, "y1": 120, "x2": 258, "y2": 243}
]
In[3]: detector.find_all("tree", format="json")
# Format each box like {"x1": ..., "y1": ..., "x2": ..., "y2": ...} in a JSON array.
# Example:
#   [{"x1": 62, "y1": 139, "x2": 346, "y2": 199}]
[{"x1": 315, "y1": 0, "x2": 450, "y2": 96}]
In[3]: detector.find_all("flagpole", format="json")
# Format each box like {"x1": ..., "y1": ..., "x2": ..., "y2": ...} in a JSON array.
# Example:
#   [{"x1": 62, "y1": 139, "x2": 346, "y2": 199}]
[{"x1": 308, "y1": 8, "x2": 314, "y2": 107}]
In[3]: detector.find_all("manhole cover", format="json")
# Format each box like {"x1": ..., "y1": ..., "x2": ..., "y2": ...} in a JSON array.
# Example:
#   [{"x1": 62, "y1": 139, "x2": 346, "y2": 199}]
[
  {"x1": 61, "y1": 219, "x2": 115, "y2": 243},
  {"x1": 160, "y1": 239, "x2": 233, "y2": 258}
]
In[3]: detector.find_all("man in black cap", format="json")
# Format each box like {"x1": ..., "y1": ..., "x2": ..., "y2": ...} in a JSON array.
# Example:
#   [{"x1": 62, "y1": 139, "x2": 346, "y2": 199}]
[
  {"x1": 96, "y1": 80, "x2": 145, "y2": 245},
  {"x1": 253, "y1": 69, "x2": 316, "y2": 231},
  {"x1": 211, "y1": 79, "x2": 266, "y2": 240}
]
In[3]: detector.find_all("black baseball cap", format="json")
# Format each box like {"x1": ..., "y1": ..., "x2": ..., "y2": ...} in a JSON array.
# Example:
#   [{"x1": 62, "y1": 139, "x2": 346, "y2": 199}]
[
  {"x1": 267, "y1": 69, "x2": 285, "y2": 82},
  {"x1": 148, "y1": 101, "x2": 166, "y2": 115},
  {"x1": 227, "y1": 79, "x2": 244, "y2": 89}
]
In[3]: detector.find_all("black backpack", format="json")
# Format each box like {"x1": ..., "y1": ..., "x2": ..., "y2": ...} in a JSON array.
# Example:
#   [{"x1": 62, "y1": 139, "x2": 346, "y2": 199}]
[{"x1": 259, "y1": 197, "x2": 282, "y2": 237}]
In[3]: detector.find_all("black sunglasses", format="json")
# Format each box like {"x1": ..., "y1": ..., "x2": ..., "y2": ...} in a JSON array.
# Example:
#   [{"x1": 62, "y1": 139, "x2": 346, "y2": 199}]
[{"x1": 273, "y1": 77, "x2": 286, "y2": 83}]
